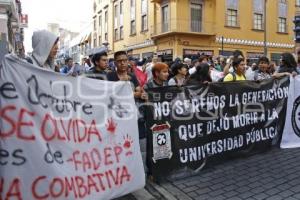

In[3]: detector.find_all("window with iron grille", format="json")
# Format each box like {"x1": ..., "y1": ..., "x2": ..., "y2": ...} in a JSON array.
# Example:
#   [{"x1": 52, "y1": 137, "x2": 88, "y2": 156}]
[
  {"x1": 120, "y1": 26, "x2": 124, "y2": 40},
  {"x1": 226, "y1": 9, "x2": 238, "y2": 27},
  {"x1": 130, "y1": 0, "x2": 136, "y2": 35},
  {"x1": 141, "y1": 0, "x2": 148, "y2": 31},
  {"x1": 104, "y1": 10, "x2": 108, "y2": 37},
  {"x1": 253, "y1": 0, "x2": 264, "y2": 13},
  {"x1": 278, "y1": 17, "x2": 287, "y2": 33},
  {"x1": 120, "y1": 1, "x2": 123, "y2": 27},
  {"x1": 99, "y1": 15, "x2": 102, "y2": 33},
  {"x1": 114, "y1": 4, "x2": 118, "y2": 29},
  {"x1": 162, "y1": 5, "x2": 169, "y2": 32},
  {"x1": 278, "y1": 0, "x2": 287, "y2": 18},
  {"x1": 98, "y1": 36, "x2": 102, "y2": 46},
  {"x1": 252, "y1": 0, "x2": 264, "y2": 30},
  {"x1": 191, "y1": 3, "x2": 202, "y2": 32},
  {"x1": 130, "y1": 0, "x2": 136, "y2": 20},
  {"x1": 130, "y1": 20, "x2": 136, "y2": 35},
  {"x1": 254, "y1": 13, "x2": 263, "y2": 30},
  {"x1": 114, "y1": 29, "x2": 119, "y2": 41},
  {"x1": 142, "y1": 15, "x2": 148, "y2": 31}
]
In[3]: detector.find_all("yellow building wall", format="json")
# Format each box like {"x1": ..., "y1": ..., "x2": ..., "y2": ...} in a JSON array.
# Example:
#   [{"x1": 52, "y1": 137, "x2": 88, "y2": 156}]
[
  {"x1": 113, "y1": 0, "x2": 155, "y2": 54},
  {"x1": 170, "y1": 0, "x2": 295, "y2": 58},
  {"x1": 93, "y1": 0, "x2": 296, "y2": 59},
  {"x1": 215, "y1": 0, "x2": 295, "y2": 42},
  {"x1": 92, "y1": 0, "x2": 156, "y2": 56}
]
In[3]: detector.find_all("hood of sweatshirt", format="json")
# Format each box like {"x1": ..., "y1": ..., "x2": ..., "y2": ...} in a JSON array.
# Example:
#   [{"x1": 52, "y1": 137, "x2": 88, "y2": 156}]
[{"x1": 31, "y1": 30, "x2": 58, "y2": 69}]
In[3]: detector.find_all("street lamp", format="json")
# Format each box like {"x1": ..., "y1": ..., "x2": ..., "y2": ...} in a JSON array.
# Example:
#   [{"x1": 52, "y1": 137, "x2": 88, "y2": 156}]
[{"x1": 264, "y1": 0, "x2": 268, "y2": 56}]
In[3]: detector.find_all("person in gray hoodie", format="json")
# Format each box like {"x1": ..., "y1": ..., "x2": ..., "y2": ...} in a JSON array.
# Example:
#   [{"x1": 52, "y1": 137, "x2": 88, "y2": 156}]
[{"x1": 30, "y1": 30, "x2": 59, "y2": 71}]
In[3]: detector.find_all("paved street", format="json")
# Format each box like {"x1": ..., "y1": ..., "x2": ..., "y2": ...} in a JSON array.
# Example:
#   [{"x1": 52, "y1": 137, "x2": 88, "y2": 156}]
[
  {"x1": 122, "y1": 146, "x2": 300, "y2": 200},
  {"x1": 160, "y1": 147, "x2": 300, "y2": 200}
]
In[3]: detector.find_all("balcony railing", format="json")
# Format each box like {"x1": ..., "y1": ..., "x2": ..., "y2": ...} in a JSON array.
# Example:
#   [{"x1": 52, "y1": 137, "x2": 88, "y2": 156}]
[{"x1": 151, "y1": 19, "x2": 216, "y2": 37}]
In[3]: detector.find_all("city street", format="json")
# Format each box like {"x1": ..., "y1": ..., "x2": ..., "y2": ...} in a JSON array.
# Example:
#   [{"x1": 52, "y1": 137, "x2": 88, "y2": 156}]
[
  {"x1": 2, "y1": 0, "x2": 300, "y2": 199},
  {"x1": 122, "y1": 146, "x2": 300, "y2": 200}
]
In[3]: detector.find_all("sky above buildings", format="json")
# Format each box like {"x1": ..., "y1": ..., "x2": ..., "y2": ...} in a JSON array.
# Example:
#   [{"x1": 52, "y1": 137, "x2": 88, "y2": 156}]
[{"x1": 22, "y1": 0, "x2": 92, "y2": 52}]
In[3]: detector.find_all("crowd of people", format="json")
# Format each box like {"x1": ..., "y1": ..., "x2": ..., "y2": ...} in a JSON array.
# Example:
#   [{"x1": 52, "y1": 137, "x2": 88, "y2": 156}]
[{"x1": 22, "y1": 30, "x2": 300, "y2": 139}]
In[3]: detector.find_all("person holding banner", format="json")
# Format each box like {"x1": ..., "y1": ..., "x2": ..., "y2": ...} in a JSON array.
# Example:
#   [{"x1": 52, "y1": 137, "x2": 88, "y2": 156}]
[
  {"x1": 144, "y1": 62, "x2": 169, "y2": 90},
  {"x1": 186, "y1": 63, "x2": 212, "y2": 85},
  {"x1": 270, "y1": 53, "x2": 299, "y2": 79},
  {"x1": 168, "y1": 63, "x2": 188, "y2": 86},
  {"x1": 107, "y1": 51, "x2": 142, "y2": 97},
  {"x1": 107, "y1": 51, "x2": 146, "y2": 140},
  {"x1": 30, "y1": 30, "x2": 59, "y2": 71},
  {"x1": 85, "y1": 50, "x2": 108, "y2": 80},
  {"x1": 275, "y1": 52, "x2": 299, "y2": 77},
  {"x1": 254, "y1": 56, "x2": 272, "y2": 81}
]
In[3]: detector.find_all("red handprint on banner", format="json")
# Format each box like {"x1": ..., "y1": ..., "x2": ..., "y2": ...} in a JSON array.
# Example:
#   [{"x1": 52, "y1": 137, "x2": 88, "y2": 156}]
[
  {"x1": 123, "y1": 134, "x2": 133, "y2": 156},
  {"x1": 106, "y1": 118, "x2": 117, "y2": 134}
]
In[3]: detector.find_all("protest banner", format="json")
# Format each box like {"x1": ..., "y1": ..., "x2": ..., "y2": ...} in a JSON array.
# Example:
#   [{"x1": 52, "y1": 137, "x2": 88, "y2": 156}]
[
  {"x1": 145, "y1": 77, "x2": 289, "y2": 178},
  {"x1": 0, "y1": 55, "x2": 145, "y2": 200},
  {"x1": 281, "y1": 76, "x2": 300, "y2": 148}
]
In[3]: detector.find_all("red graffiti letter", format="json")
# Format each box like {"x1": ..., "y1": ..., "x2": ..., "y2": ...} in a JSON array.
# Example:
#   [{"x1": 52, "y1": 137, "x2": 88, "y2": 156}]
[
  {"x1": 104, "y1": 147, "x2": 113, "y2": 166},
  {"x1": 32, "y1": 176, "x2": 49, "y2": 199},
  {"x1": 0, "y1": 105, "x2": 16, "y2": 138},
  {"x1": 87, "y1": 120, "x2": 102, "y2": 142},
  {"x1": 114, "y1": 146, "x2": 122, "y2": 163},
  {"x1": 50, "y1": 178, "x2": 64, "y2": 198},
  {"x1": 120, "y1": 166, "x2": 131, "y2": 185},
  {"x1": 41, "y1": 114, "x2": 57, "y2": 141},
  {"x1": 17, "y1": 108, "x2": 35, "y2": 141},
  {"x1": 6, "y1": 178, "x2": 22, "y2": 200},
  {"x1": 75, "y1": 176, "x2": 87, "y2": 198}
]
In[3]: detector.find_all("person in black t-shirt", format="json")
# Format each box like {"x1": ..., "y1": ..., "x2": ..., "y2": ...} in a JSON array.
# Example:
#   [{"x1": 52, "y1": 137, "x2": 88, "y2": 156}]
[
  {"x1": 85, "y1": 50, "x2": 108, "y2": 80},
  {"x1": 107, "y1": 51, "x2": 147, "y2": 140},
  {"x1": 107, "y1": 51, "x2": 142, "y2": 98}
]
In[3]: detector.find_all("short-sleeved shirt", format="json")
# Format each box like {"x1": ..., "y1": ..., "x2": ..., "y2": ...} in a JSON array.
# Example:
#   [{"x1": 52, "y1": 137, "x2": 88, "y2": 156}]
[{"x1": 223, "y1": 73, "x2": 246, "y2": 82}]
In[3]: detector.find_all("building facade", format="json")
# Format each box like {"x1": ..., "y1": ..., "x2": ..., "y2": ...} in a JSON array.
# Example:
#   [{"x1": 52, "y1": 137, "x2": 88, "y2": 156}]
[
  {"x1": 0, "y1": 0, "x2": 24, "y2": 61},
  {"x1": 92, "y1": 0, "x2": 297, "y2": 63},
  {"x1": 48, "y1": 23, "x2": 93, "y2": 65}
]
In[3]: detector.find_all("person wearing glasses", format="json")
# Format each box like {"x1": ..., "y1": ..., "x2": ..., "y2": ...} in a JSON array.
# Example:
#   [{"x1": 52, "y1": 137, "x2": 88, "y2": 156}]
[
  {"x1": 107, "y1": 51, "x2": 146, "y2": 140},
  {"x1": 107, "y1": 51, "x2": 142, "y2": 98}
]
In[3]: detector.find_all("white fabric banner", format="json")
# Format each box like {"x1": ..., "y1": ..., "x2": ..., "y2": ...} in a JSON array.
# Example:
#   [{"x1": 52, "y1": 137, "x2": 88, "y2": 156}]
[
  {"x1": 281, "y1": 76, "x2": 300, "y2": 148},
  {"x1": 0, "y1": 55, "x2": 145, "y2": 200}
]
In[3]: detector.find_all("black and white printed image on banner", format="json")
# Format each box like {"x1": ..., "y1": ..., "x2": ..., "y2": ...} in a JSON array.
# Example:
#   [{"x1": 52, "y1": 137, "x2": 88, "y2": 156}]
[
  {"x1": 281, "y1": 76, "x2": 300, "y2": 148},
  {"x1": 145, "y1": 77, "x2": 289, "y2": 178}
]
